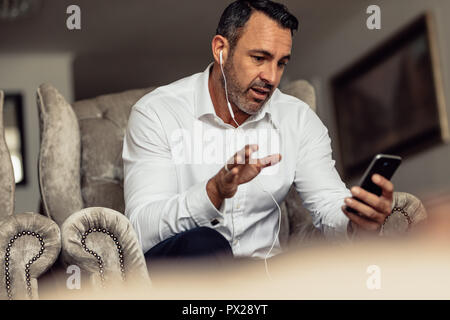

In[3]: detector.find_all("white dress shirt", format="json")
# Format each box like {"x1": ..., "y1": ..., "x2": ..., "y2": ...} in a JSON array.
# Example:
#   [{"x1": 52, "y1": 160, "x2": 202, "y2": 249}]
[{"x1": 123, "y1": 63, "x2": 351, "y2": 259}]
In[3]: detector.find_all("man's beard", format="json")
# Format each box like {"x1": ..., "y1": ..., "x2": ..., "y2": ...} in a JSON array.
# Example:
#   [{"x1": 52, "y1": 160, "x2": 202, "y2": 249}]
[{"x1": 222, "y1": 58, "x2": 273, "y2": 115}]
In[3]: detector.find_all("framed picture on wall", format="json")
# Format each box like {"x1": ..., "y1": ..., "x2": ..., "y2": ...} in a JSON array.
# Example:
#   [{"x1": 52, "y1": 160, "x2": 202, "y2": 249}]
[
  {"x1": 3, "y1": 92, "x2": 27, "y2": 185},
  {"x1": 331, "y1": 12, "x2": 449, "y2": 179}
]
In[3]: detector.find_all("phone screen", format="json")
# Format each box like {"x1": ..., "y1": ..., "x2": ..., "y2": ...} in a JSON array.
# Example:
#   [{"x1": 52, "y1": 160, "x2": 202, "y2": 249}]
[
  {"x1": 360, "y1": 155, "x2": 401, "y2": 196},
  {"x1": 347, "y1": 154, "x2": 401, "y2": 214}
]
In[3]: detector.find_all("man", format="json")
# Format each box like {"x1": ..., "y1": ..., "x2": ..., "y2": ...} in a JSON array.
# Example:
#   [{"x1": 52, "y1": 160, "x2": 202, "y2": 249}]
[{"x1": 123, "y1": 0, "x2": 394, "y2": 266}]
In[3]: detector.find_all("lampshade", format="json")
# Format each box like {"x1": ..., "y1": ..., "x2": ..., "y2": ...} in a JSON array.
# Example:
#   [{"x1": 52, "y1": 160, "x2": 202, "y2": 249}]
[{"x1": 0, "y1": 0, "x2": 42, "y2": 21}]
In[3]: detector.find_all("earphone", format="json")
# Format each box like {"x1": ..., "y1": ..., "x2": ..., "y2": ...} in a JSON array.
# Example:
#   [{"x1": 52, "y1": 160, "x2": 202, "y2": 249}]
[
  {"x1": 220, "y1": 50, "x2": 238, "y2": 127},
  {"x1": 219, "y1": 49, "x2": 282, "y2": 280}
]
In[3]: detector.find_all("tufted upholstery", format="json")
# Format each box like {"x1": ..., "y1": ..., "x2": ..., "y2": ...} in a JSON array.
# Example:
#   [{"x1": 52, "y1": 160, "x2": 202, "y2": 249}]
[
  {"x1": 0, "y1": 90, "x2": 61, "y2": 300},
  {"x1": 73, "y1": 88, "x2": 154, "y2": 214}
]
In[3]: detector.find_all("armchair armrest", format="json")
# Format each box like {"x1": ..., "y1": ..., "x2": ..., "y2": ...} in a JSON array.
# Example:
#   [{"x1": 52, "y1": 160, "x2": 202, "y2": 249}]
[
  {"x1": 0, "y1": 212, "x2": 61, "y2": 300},
  {"x1": 381, "y1": 192, "x2": 428, "y2": 236},
  {"x1": 60, "y1": 207, "x2": 151, "y2": 291}
]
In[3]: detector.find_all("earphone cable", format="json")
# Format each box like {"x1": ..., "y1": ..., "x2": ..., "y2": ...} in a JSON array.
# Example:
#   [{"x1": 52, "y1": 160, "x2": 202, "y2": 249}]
[{"x1": 219, "y1": 53, "x2": 281, "y2": 279}]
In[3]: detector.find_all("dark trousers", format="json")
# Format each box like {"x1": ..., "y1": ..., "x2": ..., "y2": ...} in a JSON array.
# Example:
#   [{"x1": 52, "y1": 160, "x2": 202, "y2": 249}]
[{"x1": 144, "y1": 227, "x2": 234, "y2": 280}]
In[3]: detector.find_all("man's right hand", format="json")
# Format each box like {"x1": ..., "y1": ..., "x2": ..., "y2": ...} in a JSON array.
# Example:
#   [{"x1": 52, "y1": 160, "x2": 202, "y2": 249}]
[{"x1": 206, "y1": 144, "x2": 282, "y2": 209}]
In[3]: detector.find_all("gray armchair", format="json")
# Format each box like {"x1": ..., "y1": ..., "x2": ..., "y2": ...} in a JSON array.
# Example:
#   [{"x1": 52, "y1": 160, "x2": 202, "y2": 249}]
[
  {"x1": 37, "y1": 85, "x2": 150, "y2": 290},
  {"x1": 36, "y1": 80, "x2": 427, "y2": 289},
  {"x1": 0, "y1": 90, "x2": 61, "y2": 300}
]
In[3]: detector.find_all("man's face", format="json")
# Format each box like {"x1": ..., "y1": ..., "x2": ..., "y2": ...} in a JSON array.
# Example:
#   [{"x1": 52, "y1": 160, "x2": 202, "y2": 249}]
[{"x1": 223, "y1": 12, "x2": 292, "y2": 115}]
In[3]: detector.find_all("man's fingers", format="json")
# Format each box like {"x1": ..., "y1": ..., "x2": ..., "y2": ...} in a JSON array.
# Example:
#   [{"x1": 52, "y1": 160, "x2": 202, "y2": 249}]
[
  {"x1": 225, "y1": 149, "x2": 244, "y2": 171},
  {"x1": 372, "y1": 174, "x2": 394, "y2": 199},
  {"x1": 245, "y1": 144, "x2": 259, "y2": 164},
  {"x1": 226, "y1": 144, "x2": 259, "y2": 169},
  {"x1": 350, "y1": 186, "x2": 391, "y2": 215},
  {"x1": 344, "y1": 197, "x2": 385, "y2": 224},
  {"x1": 224, "y1": 145, "x2": 279, "y2": 179},
  {"x1": 258, "y1": 154, "x2": 282, "y2": 169},
  {"x1": 341, "y1": 206, "x2": 380, "y2": 232},
  {"x1": 224, "y1": 167, "x2": 239, "y2": 183}
]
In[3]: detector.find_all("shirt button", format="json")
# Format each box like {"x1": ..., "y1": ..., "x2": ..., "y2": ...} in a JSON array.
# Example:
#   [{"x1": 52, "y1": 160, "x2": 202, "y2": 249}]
[{"x1": 236, "y1": 203, "x2": 241, "y2": 209}]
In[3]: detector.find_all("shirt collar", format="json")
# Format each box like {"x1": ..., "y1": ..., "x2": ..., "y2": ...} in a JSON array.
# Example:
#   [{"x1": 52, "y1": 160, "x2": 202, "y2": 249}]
[{"x1": 195, "y1": 62, "x2": 280, "y2": 129}]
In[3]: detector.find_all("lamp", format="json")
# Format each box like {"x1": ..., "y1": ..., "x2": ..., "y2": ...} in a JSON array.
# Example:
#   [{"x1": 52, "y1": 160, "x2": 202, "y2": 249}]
[{"x1": 0, "y1": 0, "x2": 42, "y2": 21}]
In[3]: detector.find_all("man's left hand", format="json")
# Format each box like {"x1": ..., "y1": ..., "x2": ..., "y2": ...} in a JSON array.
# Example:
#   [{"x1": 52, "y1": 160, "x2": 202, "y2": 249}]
[{"x1": 341, "y1": 174, "x2": 394, "y2": 235}]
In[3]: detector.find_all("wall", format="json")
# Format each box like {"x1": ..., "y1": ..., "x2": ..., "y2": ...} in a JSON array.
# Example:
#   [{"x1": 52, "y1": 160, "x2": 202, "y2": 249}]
[
  {"x1": 286, "y1": 0, "x2": 450, "y2": 199},
  {"x1": 0, "y1": 53, "x2": 74, "y2": 213},
  {"x1": 2, "y1": 1, "x2": 448, "y2": 211},
  {"x1": 73, "y1": 52, "x2": 211, "y2": 100}
]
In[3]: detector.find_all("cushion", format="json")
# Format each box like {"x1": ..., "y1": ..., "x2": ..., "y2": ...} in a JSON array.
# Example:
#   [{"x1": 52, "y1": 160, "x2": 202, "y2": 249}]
[
  {"x1": 37, "y1": 84, "x2": 84, "y2": 226},
  {"x1": 0, "y1": 90, "x2": 15, "y2": 219}
]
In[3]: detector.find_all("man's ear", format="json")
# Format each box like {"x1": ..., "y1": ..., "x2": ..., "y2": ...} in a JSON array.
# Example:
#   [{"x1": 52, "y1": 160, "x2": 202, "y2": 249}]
[{"x1": 211, "y1": 35, "x2": 229, "y2": 65}]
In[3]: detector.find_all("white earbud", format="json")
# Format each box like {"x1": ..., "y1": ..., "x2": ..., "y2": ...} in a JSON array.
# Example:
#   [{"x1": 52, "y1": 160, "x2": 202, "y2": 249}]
[{"x1": 219, "y1": 50, "x2": 237, "y2": 124}]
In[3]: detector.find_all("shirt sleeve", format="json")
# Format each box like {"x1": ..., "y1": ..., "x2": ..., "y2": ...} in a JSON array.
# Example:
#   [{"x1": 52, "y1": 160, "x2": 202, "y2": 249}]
[
  {"x1": 293, "y1": 107, "x2": 352, "y2": 240},
  {"x1": 123, "y1": 104, "x2": 224, "y2": 254}
]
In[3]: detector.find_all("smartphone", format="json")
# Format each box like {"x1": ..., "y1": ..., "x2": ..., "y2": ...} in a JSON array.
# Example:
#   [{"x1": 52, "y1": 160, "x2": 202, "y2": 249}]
[{"x1": 346, "y1": 154, "x2": 402, "y2": 214}]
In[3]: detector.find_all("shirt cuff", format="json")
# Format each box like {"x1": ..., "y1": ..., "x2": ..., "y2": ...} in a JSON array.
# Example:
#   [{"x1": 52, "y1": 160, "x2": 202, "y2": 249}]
[{"x1": 186, "y1": 179, "x2": 226, "y2": 227}]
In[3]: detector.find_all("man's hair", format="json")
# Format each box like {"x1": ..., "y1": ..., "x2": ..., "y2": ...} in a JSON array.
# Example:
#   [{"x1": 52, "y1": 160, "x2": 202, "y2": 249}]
[{"x1": 216, "y1": 0, "x2": 299, "y2": 51}]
